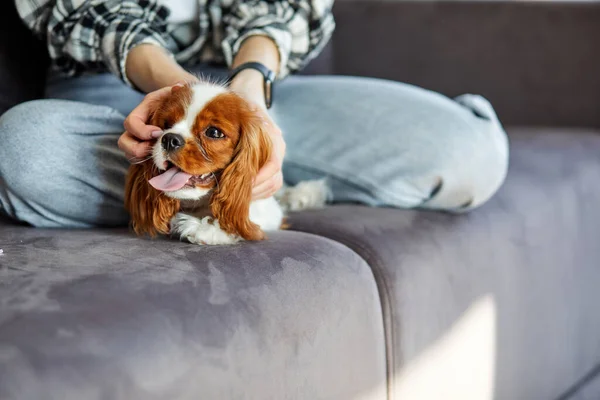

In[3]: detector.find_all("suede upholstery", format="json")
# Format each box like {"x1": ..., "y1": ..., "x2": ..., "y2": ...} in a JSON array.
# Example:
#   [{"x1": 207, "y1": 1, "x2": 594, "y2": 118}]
[
  {"x1": 0, "y1": 229, "x2": 386, "y2": 400},
  {"x1": 288, "y1": 128, "x2": 600, "y2": 399},
  {"x1": 1, "y1": 1, "x2": 600, "y2": 399}
]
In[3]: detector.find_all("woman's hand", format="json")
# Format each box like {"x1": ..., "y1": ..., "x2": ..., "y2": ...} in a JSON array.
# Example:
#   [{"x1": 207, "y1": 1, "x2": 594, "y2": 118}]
[
  {"x1": 230, "y1": 70, "x2": 286, "y2": 201},
  {"x1": 118, "y1": 85, "x2": 177, "y2": 163},
  {"x1": 251, "y1": 107, "x2": 286, "y2": 201}
]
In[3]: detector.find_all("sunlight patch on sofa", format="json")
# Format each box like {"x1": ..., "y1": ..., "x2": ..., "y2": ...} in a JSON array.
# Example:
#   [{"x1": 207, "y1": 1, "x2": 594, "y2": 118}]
[{"x1": 394, "y1": 294, "x2": 497, "y2": 400}]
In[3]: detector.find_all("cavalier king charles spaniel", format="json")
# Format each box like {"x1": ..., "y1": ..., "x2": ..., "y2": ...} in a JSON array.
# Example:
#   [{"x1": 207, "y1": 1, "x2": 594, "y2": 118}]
[{"x1": 124, "y1": 81, "x2": 328, "y2": 245}]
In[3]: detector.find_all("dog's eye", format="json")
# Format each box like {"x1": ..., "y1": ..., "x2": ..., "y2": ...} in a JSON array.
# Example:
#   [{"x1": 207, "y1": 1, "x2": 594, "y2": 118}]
[{"x1": 205, "y1": 126, "x2": 225, "y2": 139}]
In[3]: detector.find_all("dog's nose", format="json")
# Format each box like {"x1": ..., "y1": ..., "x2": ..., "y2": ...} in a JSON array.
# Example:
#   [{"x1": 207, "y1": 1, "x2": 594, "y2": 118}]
[{"x1": 162, "y1": 133, "x2": 184, "y2": 152}]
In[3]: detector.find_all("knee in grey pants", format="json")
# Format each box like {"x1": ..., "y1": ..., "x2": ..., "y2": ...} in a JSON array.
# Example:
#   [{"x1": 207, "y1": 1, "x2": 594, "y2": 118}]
[
  {"x1": 0, "y1": 99, "x2": 130, "y2": 227},
  {"x1": 275, "y1": 77, "x2": 509, "y2": 212}
]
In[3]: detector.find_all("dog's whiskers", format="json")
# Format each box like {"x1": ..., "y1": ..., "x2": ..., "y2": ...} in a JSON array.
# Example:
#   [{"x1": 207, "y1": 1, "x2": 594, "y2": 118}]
[
  {"x1": 196, "y1": 141, "x2": 211, "y2": 162},
  {"x1": 210, "y1": 171, "x2": 220, "y2": 191},
  {"x1": 129, "y1": 156, "x2": 153, "y2": 165}
]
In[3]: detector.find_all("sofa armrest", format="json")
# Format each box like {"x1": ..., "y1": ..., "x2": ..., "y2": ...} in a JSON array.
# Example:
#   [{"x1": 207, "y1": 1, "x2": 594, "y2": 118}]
[{"x1": 329, "y1": 0, "x2": 600, "y2": 128}]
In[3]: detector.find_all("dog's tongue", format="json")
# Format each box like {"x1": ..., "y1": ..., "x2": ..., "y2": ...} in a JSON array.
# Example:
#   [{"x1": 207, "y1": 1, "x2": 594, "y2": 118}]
[{"x1": 149, "y1": 166, "x2": 192, "y2": 192}]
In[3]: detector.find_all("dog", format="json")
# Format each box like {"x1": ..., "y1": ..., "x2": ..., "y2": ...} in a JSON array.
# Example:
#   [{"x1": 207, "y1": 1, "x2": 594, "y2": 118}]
[{"x1": 124, "y1": 81, "x2": 328, "y2": 245}]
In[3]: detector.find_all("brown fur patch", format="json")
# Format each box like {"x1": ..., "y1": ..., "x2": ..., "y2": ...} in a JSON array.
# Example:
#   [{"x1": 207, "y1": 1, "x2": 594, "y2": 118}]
[{"x1": 149, "y1": 84, "x2": 193, "y2": 129}]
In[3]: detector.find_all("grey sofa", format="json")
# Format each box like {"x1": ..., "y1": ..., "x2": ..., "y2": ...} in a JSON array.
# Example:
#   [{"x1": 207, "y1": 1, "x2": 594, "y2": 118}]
[{"x1": 1, "y1": 1, "x2": 599, "y2": 399}]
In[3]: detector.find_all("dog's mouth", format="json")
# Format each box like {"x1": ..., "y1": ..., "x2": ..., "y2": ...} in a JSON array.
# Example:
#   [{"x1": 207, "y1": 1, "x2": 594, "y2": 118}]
[
  {"x1": 149, "y1": 162, "x2": 216, "y2": 192},
  {"x1": 188, "y1": 172, "x2": 215, "y2": 187}
]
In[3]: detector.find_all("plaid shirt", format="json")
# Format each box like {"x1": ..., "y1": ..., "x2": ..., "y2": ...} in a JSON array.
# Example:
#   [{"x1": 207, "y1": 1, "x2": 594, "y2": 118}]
[{"x1": 14, "y1": 0, "x2": 335, "y2": 87}]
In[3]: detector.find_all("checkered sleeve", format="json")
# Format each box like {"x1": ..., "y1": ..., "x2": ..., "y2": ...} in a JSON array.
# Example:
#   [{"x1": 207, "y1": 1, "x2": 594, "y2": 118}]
[
  {"x1": 221, "y1": 0, "x2": 335, "y2": 79},
  {"x1": 14, "y1": 0, "x2": 174, "y2": 87}
]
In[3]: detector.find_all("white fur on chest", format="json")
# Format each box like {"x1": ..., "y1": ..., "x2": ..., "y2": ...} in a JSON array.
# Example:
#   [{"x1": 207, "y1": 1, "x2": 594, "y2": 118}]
[
  {"x1": 171, "y1": 196, "x2": 284, "y2": 245},
  {"x1": 171, "y1": 179, "x2": 329, "y2": 245}
]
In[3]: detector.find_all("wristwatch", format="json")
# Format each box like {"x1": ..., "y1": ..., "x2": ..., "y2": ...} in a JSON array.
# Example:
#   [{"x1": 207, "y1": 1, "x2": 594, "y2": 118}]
[{"x1": 229, "y1": 62, "x2": 276, "y2": 109}]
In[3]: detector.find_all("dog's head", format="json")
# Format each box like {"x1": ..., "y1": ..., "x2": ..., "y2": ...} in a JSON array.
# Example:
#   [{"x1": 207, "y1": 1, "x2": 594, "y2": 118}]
[{"x1": 124, "y1": 82, "x2": 272, "y2": 240}]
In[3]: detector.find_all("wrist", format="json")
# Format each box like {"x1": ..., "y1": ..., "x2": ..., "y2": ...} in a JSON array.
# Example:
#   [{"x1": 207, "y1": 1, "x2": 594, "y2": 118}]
[
  {"x1": 230, "y1": 35, "x2": 280, "y2": 109},
  {"x1": 126, "y1": 44, "x2": 197, "y2": 92},
  {"x1": 153, "y1": 68, "x2": 198, "y2": 89},
  {"x1": 230, "y1": 69, "x2": 266, "y2": 108}
]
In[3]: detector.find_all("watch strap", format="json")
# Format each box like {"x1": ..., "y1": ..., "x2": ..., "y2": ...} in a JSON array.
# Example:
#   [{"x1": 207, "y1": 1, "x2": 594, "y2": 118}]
[{"x1": 229, "y1": 62, "x2": 276, "y2": 109}]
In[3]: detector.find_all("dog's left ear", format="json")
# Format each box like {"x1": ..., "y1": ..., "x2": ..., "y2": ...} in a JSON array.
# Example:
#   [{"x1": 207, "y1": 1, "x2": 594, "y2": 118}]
[
  {"x1": 210, "y1": 111, "x2": 272, "y2": 241},
  {"x1": 125, "y1": 161, "x2": 181, "y2": 237}
]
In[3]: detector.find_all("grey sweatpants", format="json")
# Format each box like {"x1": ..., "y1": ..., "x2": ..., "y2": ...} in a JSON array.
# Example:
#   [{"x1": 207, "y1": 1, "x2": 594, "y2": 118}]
[{"x1": 0, "y1": 68, "x2": 508, "y2": 227}]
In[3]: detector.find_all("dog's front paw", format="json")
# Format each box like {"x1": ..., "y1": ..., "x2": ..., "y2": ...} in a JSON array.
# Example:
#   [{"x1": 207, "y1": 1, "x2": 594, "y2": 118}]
[
  {"x1": 171, "y1": 214, "x2": 241, "y2": 245},
  {"x1": 277, "y1": 179, "x2": 330, "y2": 212}
]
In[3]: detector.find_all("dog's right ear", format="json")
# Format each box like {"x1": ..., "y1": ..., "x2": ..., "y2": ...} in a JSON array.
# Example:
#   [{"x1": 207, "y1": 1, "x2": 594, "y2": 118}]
[
  {"x1": 124, "y1": 161, "x2": 180, "y2": 237},
  {"x1": 210, "y1": 107, "x2": 272, "y2": 241}
]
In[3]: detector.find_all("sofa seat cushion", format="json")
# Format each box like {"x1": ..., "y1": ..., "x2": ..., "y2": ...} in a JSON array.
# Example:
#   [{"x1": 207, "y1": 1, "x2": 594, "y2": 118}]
[
  {"x1": 0, "y1": 228, "x2": 387, "y2": 400},
  {"x1": 288, "y1": 127, "x2": 600, "y2": 400}
]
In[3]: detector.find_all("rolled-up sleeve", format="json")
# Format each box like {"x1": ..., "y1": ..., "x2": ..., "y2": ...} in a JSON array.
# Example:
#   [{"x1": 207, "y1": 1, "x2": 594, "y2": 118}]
[
  {"x1": 221, "y1": 0, "x2": 335, "y2": 79},
  {"x1": 15, "y1": 0, "x2": 175, "y2": 87}
]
